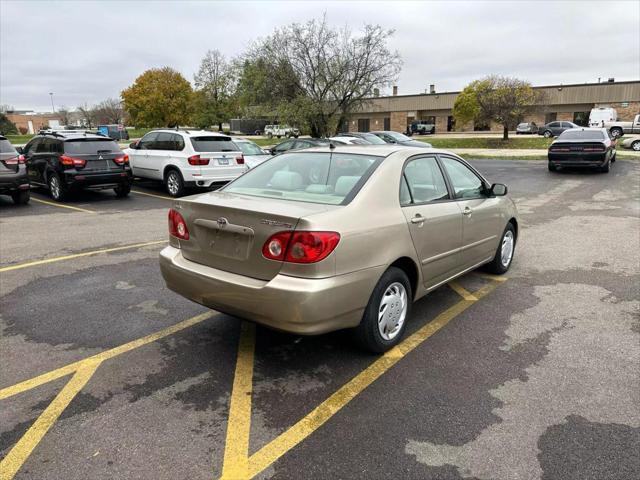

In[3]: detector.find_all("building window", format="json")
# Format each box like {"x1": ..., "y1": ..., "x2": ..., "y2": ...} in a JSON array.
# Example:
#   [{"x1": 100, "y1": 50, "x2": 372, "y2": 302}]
[
  {"x1": 357, "y1": 118, "x2": 370, "y2": 132},
  {"x1": 384, "y1": 117, "x2": 390, "y2": 130},
  {"x1": 545, "y1": 112, "x2": 557, "y2": 124},
  {"x1": 573, "y1": 112, "x2": 589, "y2": 126},
  {"x1": 447, "y1": 116, "x2": 456, "y2": 132}
]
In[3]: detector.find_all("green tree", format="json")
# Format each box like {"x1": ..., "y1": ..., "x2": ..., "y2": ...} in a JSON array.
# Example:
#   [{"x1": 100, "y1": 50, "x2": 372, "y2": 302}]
[
  {"x1": 192, "y1": 50, "x2": 237, "y2": 130},
  {"x1": 121, "y1": 67, "x2": 193, "y2": 127},
  {"x1": 453, "y1": 76, "x2": 540, "y2": 140},
  {"x1": 0, "y1": 113, "x2": 18, "y2": 134}
]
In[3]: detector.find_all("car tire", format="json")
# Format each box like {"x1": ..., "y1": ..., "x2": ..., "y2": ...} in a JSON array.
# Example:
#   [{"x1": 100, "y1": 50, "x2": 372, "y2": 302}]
[
  {"x1": 611, "y1": 152, "x2": 616, "y2": 163},
  {"x1": 353, "y1": 266, "x2": 412, "y2": 353},
  {"x1": 114, "y1": 183, "x2": 131, "y2": 198},
  {"x1": 610, "y1": 128, "x2": 623, "y2": 138},
  {"x1": 11, "y1": 189, "x2": 30, "y2": 205},
  {"x1": 48, "y1": 173, "x2": 67, "y2": 201},
  {"x1": 267, "y1": 133, "x2": 273, "y2": 139},
  {"x1": 165, "y1": 169, "x2": 184, "y2": 197},
  {"x1": 483, "y1": 222, "x2": 516, "y2": 275},
  {"x1": 600, "y1": 160, "x2": 610, "y2": 173},
  {"x1": 631, "y1": 140, "x2": 640, "y2": 151},
  {"x1": 543, "y1": 130, "x2": 552, "y2": 138},
  {"x1": 548, "y1": 162, "x2": 557, "y2": 172}
]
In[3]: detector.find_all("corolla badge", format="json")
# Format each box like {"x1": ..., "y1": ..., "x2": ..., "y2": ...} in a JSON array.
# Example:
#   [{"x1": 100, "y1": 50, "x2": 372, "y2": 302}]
[{"x1": 260, "y1": 219, "x2": 293, "y2": 228}]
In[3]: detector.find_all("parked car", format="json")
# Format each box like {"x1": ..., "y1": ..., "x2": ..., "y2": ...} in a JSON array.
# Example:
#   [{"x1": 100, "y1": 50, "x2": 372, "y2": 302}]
[
  {"x1": 620, "y1": 135, "x2": 640, "y2": 151},
  {"x1": 160, "y1": 145, "x2": 517, "y2": 352},
  {"x1": 97, "y1": 124, "x2": 129, "y2": 141},
  {"x1": 547, "y1": 128, "x2": 615, "y2": 173},
  {"x1": 232, "y1": 138, "x2": 271, "y2": 169},
  {"x1": 126, "y1": 130, "x2": 247, "y2": 197},
  {"x1": 329, "y1": 136, "x2": 371, "y2": 145},
  {"x1": 538, "y1": 121, "x2": 579, "y2": 138},
  {"x1": 588, "y1": 107, "x2": 617, "y2": 128},
  {"x1": 371, "y1": 131, "x2": 432, "y2": 148},
  {"x1": 516, "y1": 122, "x2": 538, "y2": 134},
  {"x1": 338, "y1": 132, "x2": 388, "y2": 145},
  {"x1": 264, "y1": 125, "x2": 300, "y2": 139},
  {"x1": 603, "y1": 113, "x2": 640, "y2": 138},
  {"x1": 21, "y1": 131, "x2": 131, "y2": 201},
  {"x1": 410, "y1": 120, "x2": 436, "y2": 135},
  {"x1": 269, "y1": 138, "x2": 336, "y2": 155},
  {"x1": 0, "y1": 135, "x2": 30, "y2": 204}
]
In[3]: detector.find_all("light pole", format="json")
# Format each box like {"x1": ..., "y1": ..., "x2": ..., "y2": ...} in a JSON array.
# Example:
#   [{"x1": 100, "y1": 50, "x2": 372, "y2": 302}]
[{"x1": 49, "y1": 92, "x2": 55, "y2": 112}]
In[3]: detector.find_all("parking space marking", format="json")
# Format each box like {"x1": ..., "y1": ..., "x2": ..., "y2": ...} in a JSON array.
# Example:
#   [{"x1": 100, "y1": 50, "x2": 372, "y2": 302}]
[
  {"x1": 448, "y1": 281, "x2": 478, "y2": 301},
  {"x1": 0, "y1": 311, "x2": 214, "y2": 479},
  {"x1": 0, "y1": 240, "x2": 167, "y2": 273},
  {"x1": 30, "y1": 196, "x2": 96, "y2": 214},
  {"x1": 221, "y1": 278, "x2": 505, "y2": 479},
  {"x1": 131, "y1": 189, "x2": 174, "y2": 201}
]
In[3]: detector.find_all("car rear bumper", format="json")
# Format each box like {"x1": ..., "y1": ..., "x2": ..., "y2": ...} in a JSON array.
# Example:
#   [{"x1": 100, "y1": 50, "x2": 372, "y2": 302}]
[
  {"x1": 159, "y1": 246, "x2": 384, "y2": 335},
  {"x1": 548, "y1": 152, "x2": 608, "y2": 168},
  {"x1": 64, "y1": 170, "x2": 132, "y2": 189},
  {"x1": 0, "y1": 169, "x2": 30, "y2": 193}
]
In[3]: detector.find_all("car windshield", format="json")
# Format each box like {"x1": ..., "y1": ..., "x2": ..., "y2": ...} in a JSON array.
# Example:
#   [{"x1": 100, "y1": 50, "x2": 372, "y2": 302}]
[
  {"x1": 190, "y1": 136, "x2": 237, "y2": 152},
  {"x1": 384, "y1": 132, "x2": 411, "y2": 142},
  {"x1": 358, "y1": 133, "x2": 386, "y2": 145},
  {"x1": 558, "y1": 130, "x2": 605, "y2": 141},
  {"x1": 64, "y1": 139, "x2": 121, "y2": 154},
  {"x1": 223, "y1": 152, "x2": 383, "y2": 205},
  {"x1": 0, "y1": 139, "x2": 16, "y2": 153},
  {"x1": 518, "y1": 123, "x2": 528, "y2": 128},
  {"x1": 235, "y1": 141, "x2": 265, "y2": 156}
]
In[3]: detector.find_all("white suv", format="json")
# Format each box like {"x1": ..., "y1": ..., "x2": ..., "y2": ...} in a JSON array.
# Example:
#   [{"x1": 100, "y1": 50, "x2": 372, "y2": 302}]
[{"x1": 126, "y1": 130, "x2": 247, "y2": 196}]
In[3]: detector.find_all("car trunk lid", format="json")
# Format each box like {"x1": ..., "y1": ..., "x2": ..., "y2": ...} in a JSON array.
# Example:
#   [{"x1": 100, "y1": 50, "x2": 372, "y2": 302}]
[
  {"x1": 177, "y1": 192, "x2": 330, "y2": 280},
  {"x1": 63, "y1": 139, "x2": 127, "y2": 172}
]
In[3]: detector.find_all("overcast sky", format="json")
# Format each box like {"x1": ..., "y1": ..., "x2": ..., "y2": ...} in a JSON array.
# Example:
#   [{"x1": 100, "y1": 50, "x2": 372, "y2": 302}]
[{"x1": 1, "y1": 0, "x2": 639, "y2": 111}]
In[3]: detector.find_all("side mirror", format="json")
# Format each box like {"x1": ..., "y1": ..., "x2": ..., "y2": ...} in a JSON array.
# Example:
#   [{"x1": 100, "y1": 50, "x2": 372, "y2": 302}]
[
  {"x1": 490, "y1": 183, "x2": 508, "y2": 196},
  {"x1": 270, "y1": 148, "x2": 277, "y2": 155},
  {"x1": 129, "y1": 141, "x2": 138, "y2": 149},
  {"x1": 15, "y1": 146, "x2": 23, "y2": 154}
]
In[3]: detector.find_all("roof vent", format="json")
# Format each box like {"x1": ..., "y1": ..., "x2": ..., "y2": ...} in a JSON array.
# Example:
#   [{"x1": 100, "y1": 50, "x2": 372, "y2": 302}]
[
  {"x1": 607, "y1": 77, "x2": 615, "y2": 83},
  {"x1": 429, "y1": 84, "x2": 435, "y2": 94},
  {"x1": 392, "y1": 86, "x2": 398, "y2": 96}
]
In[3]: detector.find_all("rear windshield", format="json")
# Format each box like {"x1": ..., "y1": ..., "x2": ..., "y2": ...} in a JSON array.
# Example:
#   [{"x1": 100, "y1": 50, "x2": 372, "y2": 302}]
[
  {"x1": 0, "y1": 139, "x2": 16, "y2": 154},
  {"x1": 557, "y1": 130, "x2": 605, "y2": 141},
  {"x1": 223, "y1": 152, "x2": 383, "y2": 205},
  {"x1": 190, "y1": 136, "x2": 237, "y2": 152},
  {"x1": 235, "y1": 141, "x2": 264, "y2": 156},
  {"x1": 518, "y1": 123, "x2": 528, "y2": 127},
  {"x1": 63, "y1": 139, "x2": 121, "y2": 155}
]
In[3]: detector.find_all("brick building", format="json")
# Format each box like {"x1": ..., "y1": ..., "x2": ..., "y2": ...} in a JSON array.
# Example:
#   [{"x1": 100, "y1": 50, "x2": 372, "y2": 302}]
[
  {"x1": 4, "y1": 111, "x2": 62, "y2": 134},
  {"x1": 345, "y1": 80, "x2": 640, "y2": 133}
]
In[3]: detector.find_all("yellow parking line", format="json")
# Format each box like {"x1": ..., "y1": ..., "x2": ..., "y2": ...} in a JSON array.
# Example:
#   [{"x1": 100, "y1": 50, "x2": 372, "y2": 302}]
[
  {"x1": 449, "y1": 281, "x2": 478, "y2": 301},
  {"x1": 0, "y1": 240, "x2": 167, "y2": 273},
  {"x1": 30, "y1": 197, "x2": 96, "y2": 214},
  {"x1": 0, "y1": 360, "x2": 102, "y2": 480},
  {"x1": 220, "y1": 279, "x2": 504, "y2": 479},
  {"x1": 131, "y1": 189, "x2": 173, "y2": 201},
  {"x1": 0, "y1": 311, "x2": 214, "y2": 401},
  {"x1": 221, "y1": 322, "x2": 256, "y2": 480}
]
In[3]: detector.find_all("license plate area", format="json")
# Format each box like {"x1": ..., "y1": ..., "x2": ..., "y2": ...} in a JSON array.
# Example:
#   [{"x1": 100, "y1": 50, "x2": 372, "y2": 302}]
[
  {"x1": 218, "y1": 158, "x2": 230, "y2": 165},
  {"x1": 194, "y1": 219, "x2": 254, "y2": 260}
]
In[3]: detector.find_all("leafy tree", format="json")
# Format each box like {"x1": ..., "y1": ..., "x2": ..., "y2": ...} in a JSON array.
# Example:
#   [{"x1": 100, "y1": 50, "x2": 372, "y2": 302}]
[
  {"x1": 121, "y1": 67, "x2": 193, "y2": 127},
  {"x1": 0, "y1": 113, "x2": 18, "y2": 135},
  {"x1": 236, "y1": 17, "x2": 402, "y2": 137},
  {"x1": 453, "y1": 76, "x2": 540, "y2": 140},
  {"x1": 193, "y1": 50, "x2": 237, "y2": 130}
]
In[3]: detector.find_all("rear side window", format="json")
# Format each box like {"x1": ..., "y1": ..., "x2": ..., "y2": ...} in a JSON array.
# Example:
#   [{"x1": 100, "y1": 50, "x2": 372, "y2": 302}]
[
  {"x1": 558, "y1": 130, "x2": 605, "y2": 141},
  {"x1": 64, "y1": 139, "x2": 121, "y2": 155},
  {"x1": 0, "y1": 139, "x2": 16, "y2": 154},
  {"x1": 224, "y1": 152, "x2": 382, "y2": 205},
  {"x1": 190, "y1": 136, "x2": 237, "y2": 152},
  {"x1": 155, "y1": 133, "x2": 185, "y2": 151}
]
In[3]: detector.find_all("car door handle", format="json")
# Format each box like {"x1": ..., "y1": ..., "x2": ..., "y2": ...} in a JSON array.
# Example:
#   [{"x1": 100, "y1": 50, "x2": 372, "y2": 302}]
[
  {"x1": 410, "y1": 214, "x2": 425, "y2": 224},
  {"x1": 463, "y1": 207, "x2": 473, "y2": 216}
]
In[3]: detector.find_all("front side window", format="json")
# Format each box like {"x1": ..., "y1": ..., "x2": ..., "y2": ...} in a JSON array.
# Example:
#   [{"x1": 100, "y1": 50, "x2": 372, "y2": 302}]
[
  {"x1": 402, "y1": 156, "x2": 449, "y2": 205},
  {"x1": 548, "y1": 122, "x2": 560, "y2": 128},
  {"x1": 236, "y1": 142, "x2": 264, "y2": 156},
  {"x1": 139, "y1": 132, "x2": 158, "y2": 150},
  {"x1": 23, "y1": 138, "x2": 40, "y2": 155},
  {"x1": 223, "y1": 152, "x2": 382, "y2": 205},
  {"x1": 440, "y1": 157, "x2": 485, "y2": 199},
  {"x1": 273, "y1": 140, "x2": 294, "y2": 153}
]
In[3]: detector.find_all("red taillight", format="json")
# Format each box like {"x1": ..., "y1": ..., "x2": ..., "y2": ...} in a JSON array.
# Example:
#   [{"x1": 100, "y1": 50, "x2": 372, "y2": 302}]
[
  {"x1": 549, "y1": 146, "x2": 570, "y2": 152},
  {"x1": 168, "y1": 208, "x2": 189, "y2": 240},
  {"x1": 60, "y1": 155, "x2": 86, "y2": 167},
  {"x1": 262, "y1": 231, "x2": 340, "y2": 263},
  {"x1": 236, "y1": 154, "x2": 245, "y2": 165},
  {"x1": 113, "y1": 154, "x2": 129, "y2": 165},
  {"x1": 188, "y1": 154, "x2": 209, "y2": 166},
  {"x1": 583, "y1": 146, "x2": 605, "y2": 152},
  {"x1": 3, "y1": 155, "x2": 25, "y2": 165}
]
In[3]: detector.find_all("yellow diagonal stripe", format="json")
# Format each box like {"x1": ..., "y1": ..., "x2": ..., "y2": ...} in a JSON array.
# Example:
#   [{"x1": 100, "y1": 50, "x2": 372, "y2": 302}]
[{"x1": 30, "y1": 197, "x2": 96, "y2": 214}]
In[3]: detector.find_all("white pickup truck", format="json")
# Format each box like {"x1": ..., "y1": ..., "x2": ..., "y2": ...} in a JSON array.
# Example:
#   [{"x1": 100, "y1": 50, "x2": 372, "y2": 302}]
[
  {"x1": 264, "y1": 124, "x2": 300, "y2": 139},
  {"x1": 604, "y1": 114, "x2": 640, "y2": 138}
]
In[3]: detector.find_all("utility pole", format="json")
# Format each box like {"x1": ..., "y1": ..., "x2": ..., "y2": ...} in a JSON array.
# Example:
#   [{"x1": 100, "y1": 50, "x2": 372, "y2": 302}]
[{"x1": 49, "y1": 92, "x2": 55, "y2": 112}]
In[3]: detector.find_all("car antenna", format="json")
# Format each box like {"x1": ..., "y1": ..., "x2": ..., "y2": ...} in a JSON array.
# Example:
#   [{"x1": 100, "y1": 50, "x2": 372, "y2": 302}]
[{"x1": 325, "y1": 140, "x2": 335, "y2": 186}]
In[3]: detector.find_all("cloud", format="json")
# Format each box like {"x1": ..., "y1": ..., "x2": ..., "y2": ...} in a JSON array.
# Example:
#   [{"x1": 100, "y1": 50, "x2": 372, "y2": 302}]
[{"x1": 1, "y1": 0, "x2": 638, "y2": 110}]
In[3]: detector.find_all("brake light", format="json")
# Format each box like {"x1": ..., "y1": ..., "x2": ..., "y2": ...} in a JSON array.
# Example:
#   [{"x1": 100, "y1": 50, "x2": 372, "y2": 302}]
[
  {"x1": 262, "y1": 231, "x2": 340, "y2": 263},
  {"x1": 583, "y1": 146, "x2": 605, "y2": 152},
  {"x1": 3, "y1": 155, "x2": 25, "y2": 165},
  {"x1": 236, "y1": 154, "x2": 245, "y2": 165},
  {"x1": 549, "y1": 146, "x2": 570, "y2": 152},
  {"x1": 113, "y1": 154, "x2": 129, "y2": 165},
  {"x1": 60, "y1": 155, "x2": 86, "y2": 167},
  {"x1": 168, "y1": 209, "x2": 189, "y2": 240},
  {"x1": 188, "y1": 155, "x2": 210, "y2": 166}
]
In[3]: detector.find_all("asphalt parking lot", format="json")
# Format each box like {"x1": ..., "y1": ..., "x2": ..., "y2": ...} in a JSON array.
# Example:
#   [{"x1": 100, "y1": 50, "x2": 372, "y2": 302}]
[{"x1": 1, "y1": 159, "x2": 639, "y2": 480}]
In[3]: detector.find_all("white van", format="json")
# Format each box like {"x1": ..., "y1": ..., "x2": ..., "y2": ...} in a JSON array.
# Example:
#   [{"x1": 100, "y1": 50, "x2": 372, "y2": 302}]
[{"x1": 589, "y1": 107, "x2": 617, "y2": 127}]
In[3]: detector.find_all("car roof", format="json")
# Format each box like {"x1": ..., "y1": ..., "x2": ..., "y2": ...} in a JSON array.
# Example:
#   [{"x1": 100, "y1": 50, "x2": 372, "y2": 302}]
[
  {"x1": 151, "y1": 129, "x2": 231, "y2": 138},
  {"x1": 38, "y1": 132, "x2": 112, "y2": 141}
]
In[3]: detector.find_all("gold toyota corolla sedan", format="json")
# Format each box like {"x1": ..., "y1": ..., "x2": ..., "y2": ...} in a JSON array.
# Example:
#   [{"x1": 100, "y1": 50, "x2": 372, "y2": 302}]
[{"x1": 160, "y1": 145, "x2": 518, "y2": 352}]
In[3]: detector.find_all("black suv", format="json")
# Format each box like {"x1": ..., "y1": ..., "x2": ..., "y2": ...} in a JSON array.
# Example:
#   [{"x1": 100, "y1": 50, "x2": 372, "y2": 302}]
[
  {"x1": 0, "y1": 135, "x2": 30, "y2": 204},
  {"x1": 20, "y1": 132, "x2": 132, "y2": 201}
]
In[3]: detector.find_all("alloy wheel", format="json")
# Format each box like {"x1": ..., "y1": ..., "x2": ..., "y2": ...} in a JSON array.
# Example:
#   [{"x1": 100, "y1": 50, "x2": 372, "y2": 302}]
[{"x1": 167, "y1": 172, "x2": 179, "y2": 196}]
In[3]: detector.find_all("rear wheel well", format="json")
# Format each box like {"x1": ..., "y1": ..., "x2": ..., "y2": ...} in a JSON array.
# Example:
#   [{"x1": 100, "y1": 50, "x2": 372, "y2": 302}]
[
  {"x1": 163, "y1": 165, "x2": 181, "y2": 180},
  {"x1": 389, "y1": 257, "x2": 419, "y2": 300}
]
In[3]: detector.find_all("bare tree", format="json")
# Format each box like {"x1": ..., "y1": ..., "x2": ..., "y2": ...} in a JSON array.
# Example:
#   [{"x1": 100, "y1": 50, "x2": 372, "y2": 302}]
[
  {"x1": 57, "y1": 106, "x2": 71, "y2": 126},
  {"x1": 193, "y1": 50, "x2": 237, "y2": 130},
  {"x1": 94, "y1": 98, "x2": 125, "y2": 124},
  {"x1": 238, "y1": 17, "x2": 402, "y2": 136},
  {"x1": 77, "y1": 103, "x2": 97, "y2": 128}
]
